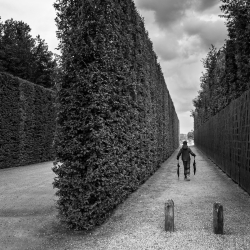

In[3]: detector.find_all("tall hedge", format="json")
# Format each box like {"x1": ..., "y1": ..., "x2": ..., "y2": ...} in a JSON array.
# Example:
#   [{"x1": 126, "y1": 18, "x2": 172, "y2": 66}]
[
  {"x1": 194, "y1": 90, "x2": 250, "y2": 195},
  {"x1": 0, "y1": 72, "x2": 55, "y2": 169},
  {"x1": 53, "y1": 0, "x2": 179, "y2": 230}
]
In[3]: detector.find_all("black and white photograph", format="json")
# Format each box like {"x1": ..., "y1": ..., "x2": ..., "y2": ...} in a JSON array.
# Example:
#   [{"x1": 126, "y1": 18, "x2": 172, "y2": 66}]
[{"x1": 1, "y1": 0, "x2": 250, "y2": 249}]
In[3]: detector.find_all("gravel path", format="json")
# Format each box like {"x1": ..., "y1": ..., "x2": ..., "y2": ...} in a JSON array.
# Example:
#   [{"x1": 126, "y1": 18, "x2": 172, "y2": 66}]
[
  {"x1": 1, "y1": 146, "x2": 250, "y2": 250},
  {"x1": 67, "y1": 146, "x2": 250, "y2": 250},
  {"x1": 0, "y1": 162, "x2": 58, "y2": 250}
]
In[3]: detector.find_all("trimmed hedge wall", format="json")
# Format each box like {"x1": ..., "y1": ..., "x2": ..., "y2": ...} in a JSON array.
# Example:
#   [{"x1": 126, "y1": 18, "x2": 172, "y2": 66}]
[
  {"x1": 194, "y1": 90, "x2": 250, "y2": 195},
  {"x1": 53, "y1": 0, "x2": 179, "y2": 230},
  {"x1": 0, "y1": 72, "x2": 55, "y2": 169}
]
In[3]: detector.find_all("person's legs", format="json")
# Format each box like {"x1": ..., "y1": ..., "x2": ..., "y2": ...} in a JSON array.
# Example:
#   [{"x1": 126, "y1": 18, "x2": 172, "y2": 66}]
[
  {"x1": 183, "y1": 161, "x2": 188, "y2": 179},
  {"x1": 183, "y1": 161, "x2": 190, "y2": 181},
  {"x1": 186, "y1": 160, "x2": 191, "y2": 180}
]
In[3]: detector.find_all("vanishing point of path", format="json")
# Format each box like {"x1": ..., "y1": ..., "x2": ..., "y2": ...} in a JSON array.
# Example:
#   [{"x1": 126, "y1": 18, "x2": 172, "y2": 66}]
[{"x1": 1, "y1": 146, "x2": 250, "y2": 250}]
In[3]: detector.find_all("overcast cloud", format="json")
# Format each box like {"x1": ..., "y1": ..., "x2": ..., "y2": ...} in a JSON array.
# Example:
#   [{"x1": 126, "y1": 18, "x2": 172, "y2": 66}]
[
  {"x1": 134, "y1": 0, "x2": 227, "y2": 133},
  {"x1": 0, "y1": 0, "x2": 228, "y2": 133},
  {"x1": 0, "y1": 0, "x2": 58, "y2": 52}
]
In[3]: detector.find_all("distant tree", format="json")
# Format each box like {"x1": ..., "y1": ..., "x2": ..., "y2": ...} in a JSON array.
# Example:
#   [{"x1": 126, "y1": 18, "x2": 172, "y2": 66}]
[
  {"x1": 187, "y1": 130, "x2": 194, "y2": 140},
  {"x1": 51, "y1": 53, "x2": 63, "y2": 91},
  {"x1": 0, "y1": 18, "x2": 34, "y2": 79},
  {"x1": 31, "y1": 35, "x2": 57, "y2": 88},
  {"x1": 192, "y1": 45, "x2": 221, "y2": 125},
  {"x1": 179, "y1": 134, "x2": 187, "y2": 144},
  {"x1": 0, "y1": 18, "x2": 57, "y2": 88},
  {"x1": 220, "y1": 0, "x2": 250, "y2": 93},
  {"x1": 192, "y1": 0, "x2": 250, "y2": 129}
]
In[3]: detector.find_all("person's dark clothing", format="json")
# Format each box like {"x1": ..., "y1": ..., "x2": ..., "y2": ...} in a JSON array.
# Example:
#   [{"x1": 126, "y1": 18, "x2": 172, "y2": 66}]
[
  {"x1": 177, "y1": 145, "x2": 196, "y2": 178},
  {"x1": 183, "y1": 160, "x2": 190, "y2": 176},
  {"x1": 177, "y1": 145, "x2": 196, "y2": 161}
]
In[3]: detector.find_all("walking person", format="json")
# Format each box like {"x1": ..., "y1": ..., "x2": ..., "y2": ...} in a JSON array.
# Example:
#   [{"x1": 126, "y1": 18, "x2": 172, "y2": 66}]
[{"x1": 177, "y1": 141, "x2": 196, "y2": 181}]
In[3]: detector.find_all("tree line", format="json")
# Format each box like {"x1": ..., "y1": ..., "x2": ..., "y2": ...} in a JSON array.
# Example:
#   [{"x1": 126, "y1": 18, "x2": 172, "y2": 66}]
[
  {"x1": 192, "y1": 0, "x2": 250, "y2": 128},
  {"x1": 0, "y1": 17, "x2": 60, "y2": 89}
]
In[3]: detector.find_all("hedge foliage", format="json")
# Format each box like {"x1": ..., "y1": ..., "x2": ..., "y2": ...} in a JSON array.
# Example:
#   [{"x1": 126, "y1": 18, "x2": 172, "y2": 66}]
[
  {"x1": 194, "y1": 90, "x2": 250, "y2": 195},
  {"x1": 0, "y1": 72, "x2": 55, "y2": 169},
  {"x1": 53, "y1": 0, "x2": 179, "y2": 230}
]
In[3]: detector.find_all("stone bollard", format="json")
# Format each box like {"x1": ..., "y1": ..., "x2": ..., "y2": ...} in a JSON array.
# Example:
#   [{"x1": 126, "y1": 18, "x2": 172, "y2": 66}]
[
  {"x1": 165, "y1": 200, "x2": 174, "y2": 232},
  {"x1": 213, "y1": 202, "x2": 224, "y2": 234}
]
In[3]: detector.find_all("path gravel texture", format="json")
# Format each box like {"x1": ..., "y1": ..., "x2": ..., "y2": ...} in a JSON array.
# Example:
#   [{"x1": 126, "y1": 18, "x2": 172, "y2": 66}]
[
  {"x1": 1, "y1": 146, "x2": 250, "y2": 250},
  {"x1": 0, "y1": 162, "x2": 59, "y2": 250}
]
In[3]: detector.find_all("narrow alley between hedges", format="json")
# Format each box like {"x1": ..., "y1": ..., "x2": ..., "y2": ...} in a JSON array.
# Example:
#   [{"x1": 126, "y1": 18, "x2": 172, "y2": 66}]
[{"x1": 1, "y1": 146, "x2": 250, "y2": 250}]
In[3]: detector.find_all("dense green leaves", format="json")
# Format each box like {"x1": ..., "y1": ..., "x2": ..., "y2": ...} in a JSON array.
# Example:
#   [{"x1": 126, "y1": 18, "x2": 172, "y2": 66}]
[
  {"x1": 53, "y1": 0, "x2": 179, "y2": 230},
  {"x1": 0, "y1": 72, "x2": 55, "y2": 169},
  {"x1": 193, "y1": 0, "x2": 250, "y2": 129},
  {"x1": 0, "y1": 18, "x2": 57, "y2": 88}
]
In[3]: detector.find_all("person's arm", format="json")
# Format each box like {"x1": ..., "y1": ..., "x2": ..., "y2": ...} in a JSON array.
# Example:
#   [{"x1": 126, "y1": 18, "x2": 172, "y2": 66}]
[
  {"x1": 177, "y1": 148, "x2": 182, "y2": 160},
  {"x1": 189, "y1": 148, "x2": 196, "y2": 157}
]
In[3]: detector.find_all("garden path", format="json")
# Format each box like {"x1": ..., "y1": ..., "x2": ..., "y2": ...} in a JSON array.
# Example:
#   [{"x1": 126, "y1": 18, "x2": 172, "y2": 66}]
[{"x1": 1, "y1": 146, "x2": 250, "y2": 250}]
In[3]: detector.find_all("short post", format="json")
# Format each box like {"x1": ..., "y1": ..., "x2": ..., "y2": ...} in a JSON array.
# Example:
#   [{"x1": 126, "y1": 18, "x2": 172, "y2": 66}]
[
  {"x1": 165, "y1": 199, "x2": 174, "y2": 232},
  {"x1": 213, "y1": 202, "x2": 224, "y2": 234}
]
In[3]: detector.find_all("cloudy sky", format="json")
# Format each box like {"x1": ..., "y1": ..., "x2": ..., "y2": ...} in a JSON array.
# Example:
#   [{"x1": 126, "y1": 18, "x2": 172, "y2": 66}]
[{"x1": 0, "y1": 0, "x2": 228, "y2": 134}]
